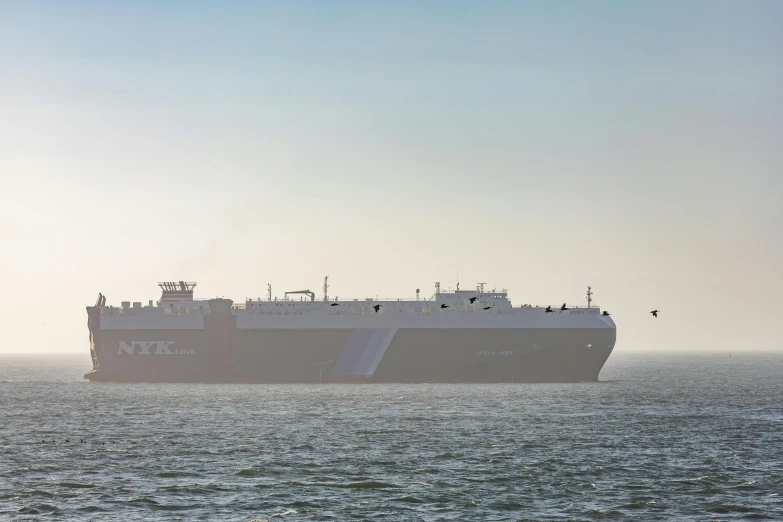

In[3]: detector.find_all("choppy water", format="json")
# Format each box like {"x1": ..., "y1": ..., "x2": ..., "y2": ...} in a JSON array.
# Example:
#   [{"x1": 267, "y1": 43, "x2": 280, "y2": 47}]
[{"x1": 1, "y1": 353, "x2": 781, "y2": 521}]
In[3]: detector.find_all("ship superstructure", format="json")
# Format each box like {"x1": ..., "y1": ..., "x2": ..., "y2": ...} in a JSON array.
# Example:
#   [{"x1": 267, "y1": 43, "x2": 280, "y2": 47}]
[{"x1": 85, "y1": 279, "x2": 616, "y2": 383}]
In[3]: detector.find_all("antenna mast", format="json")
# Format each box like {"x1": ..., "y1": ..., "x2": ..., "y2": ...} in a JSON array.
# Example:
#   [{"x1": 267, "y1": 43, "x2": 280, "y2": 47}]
[
  {"x1": 267, "y1": 283, "x2": 272, "y2": 302},
  {"x1": 323, "y1": 276, "x2": 329, "y2": 302},
  {"x1": 587, "y1": 286, "x2": 593, "y2": 308}
]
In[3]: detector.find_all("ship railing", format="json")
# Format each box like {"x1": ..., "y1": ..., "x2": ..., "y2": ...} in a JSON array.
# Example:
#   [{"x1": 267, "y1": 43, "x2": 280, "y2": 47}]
[
  {"x1": 239, "y1": 298, "x2": 427, "y2": 306},
  {"x1": 355, "y1": 296, "x2": 510, "y2": 303},
  {"x1": 518, "y1": 304, "x2": 599, "y2": 309},
  {"x1": 228, "y1": 298, "x2": 601, "y2": 312},
  {"x1": 359, "y1": 298, "x2": 425, "y2": 303}
]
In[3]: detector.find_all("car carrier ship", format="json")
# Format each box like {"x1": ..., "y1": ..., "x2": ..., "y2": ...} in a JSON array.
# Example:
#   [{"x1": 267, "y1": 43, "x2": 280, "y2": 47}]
[{"x1": 84, "y1": 278, "x2": 616, "y2": 383}]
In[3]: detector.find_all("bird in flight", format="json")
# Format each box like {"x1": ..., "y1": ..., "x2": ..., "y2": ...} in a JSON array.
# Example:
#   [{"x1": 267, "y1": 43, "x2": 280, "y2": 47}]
[
  {"x1": 483, "y1": 306, "x2": 492, "y2": 310},
  {"x1": 330, "y1": 303, "x2": 339, "y2": 307},
  {"x1": 373, "y1": 304, "x2": 382, "y2": 313},
  {"x1": 602, "y1": 311, "x2": 611, "y2": 316},
  {"x1": 469, "y1": 297, "x2": 478, "y2": 304},
  {"x1": 650, "y1": 310, "x2": 659, "y2": 318},
  {"x1": 440, "y1": 304, "x2": 449, "y2": 309}
]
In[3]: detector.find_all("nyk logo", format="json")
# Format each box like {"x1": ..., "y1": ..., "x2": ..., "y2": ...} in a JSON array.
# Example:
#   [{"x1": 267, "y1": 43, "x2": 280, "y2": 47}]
[{"x1": 117, "y1": 341, "x2": 194, "y2": 355}]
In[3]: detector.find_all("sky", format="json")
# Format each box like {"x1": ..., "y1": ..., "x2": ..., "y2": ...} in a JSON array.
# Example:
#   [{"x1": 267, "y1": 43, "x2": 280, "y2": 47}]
[{"x1": 1, "y1": 1, "x2": 781, "y2": 354}]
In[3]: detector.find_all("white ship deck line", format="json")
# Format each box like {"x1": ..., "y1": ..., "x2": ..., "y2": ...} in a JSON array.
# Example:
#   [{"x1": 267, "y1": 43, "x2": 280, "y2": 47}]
[{"x1": 97, "y1": 280, "x2": 615, "y2": 330}]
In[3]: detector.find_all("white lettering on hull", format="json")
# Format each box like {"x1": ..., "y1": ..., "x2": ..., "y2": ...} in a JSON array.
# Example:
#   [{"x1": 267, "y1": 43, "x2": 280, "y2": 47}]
[
  {"x1": 476, "y1": 351, "x2": 513, "y2": 356},
  {"x1": 117, "y1": 341, "x2": 193, "y2": 355}
]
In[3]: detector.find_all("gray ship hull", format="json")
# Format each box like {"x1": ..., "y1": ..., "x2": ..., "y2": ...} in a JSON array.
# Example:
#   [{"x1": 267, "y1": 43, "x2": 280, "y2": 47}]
[{"x1": 85, "y1": 299, "x2": 616, "y2": 383}]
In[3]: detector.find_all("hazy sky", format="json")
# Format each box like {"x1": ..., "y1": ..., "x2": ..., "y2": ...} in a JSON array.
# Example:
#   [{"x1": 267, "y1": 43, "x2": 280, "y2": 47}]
[{"x1": 1, "y1": 1, "x2": 781, "y2": 354}]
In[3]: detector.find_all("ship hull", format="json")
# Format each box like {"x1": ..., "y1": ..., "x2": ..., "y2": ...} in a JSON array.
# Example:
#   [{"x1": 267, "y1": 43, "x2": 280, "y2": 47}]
[{"x1": 85, "y1": 309, "x2": 615, "y2": 383}]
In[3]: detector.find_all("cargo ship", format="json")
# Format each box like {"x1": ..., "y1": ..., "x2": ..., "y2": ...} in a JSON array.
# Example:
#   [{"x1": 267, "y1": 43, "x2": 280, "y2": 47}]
[{"x1": 84, "y1": 279, "x2": 616, "y2": 383}]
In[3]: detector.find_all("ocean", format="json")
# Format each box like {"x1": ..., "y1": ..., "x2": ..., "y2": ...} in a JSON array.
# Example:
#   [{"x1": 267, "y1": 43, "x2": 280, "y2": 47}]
[{"x1": 0, "y1": 352, "x2": 781, "y2": 521}]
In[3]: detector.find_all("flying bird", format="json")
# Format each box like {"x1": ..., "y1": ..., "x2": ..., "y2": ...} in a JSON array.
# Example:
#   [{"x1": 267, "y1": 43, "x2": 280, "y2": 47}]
[
  {"x1": 650, "y1": 310, "x2": 659, "y2": 318},
  {"x1": 330, "y1": 303, "x2": 339, "y2": 307},
  {"x1": 373, "y1": 305, "x2": 382, "y2": 313},
  {"x1": 602, "y1": 311, "x2": 611, "y2": 316},
  {"x1": 440, "y1": 304, "x2": 449, "y2": 309},
  {"x1": 469, "y1": 297, "x2": 478, "y2": 304},
  {"x1": 561, "y1": 303, "x2": 569, "y2": 311},
  {"x1": 545, "y1": 306, "x2": 553, "y2": 313},
  {"x1": 483, "y1": 306, "x2": 492, "y2": 310}
]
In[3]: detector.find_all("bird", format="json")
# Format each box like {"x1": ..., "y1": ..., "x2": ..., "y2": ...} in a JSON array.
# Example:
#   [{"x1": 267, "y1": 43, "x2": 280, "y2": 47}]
[
  {"x1": 650, "y1": 310, "x2": 659, "y2": 318},
  {"x1": 545, "y1": 306, "x2": 553, "y2": 313},
  {"x1": 469, "y1": 297, "x2": 478, "y2": 304},
  {"x1": 440, "y1": 304, "x2": 449, "y2": 309},
  {"x1": 561, "y1": 303, "x2": 569, "y2": 311},
  {"x1": 373, "y1": 304, "x2": 382, "y2": 313},
  {"x1": 483, "y1": 306, "x2": 492, "y2": 310},
  {"x1": 330, "y1": 303, "x2": 339, "y2": 307},
  {"x1": 602, "y1": 311, "x2": 611, "y2": 316}
]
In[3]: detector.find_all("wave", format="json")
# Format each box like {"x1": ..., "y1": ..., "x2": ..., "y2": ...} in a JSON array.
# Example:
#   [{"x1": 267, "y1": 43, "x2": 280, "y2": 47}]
[
  {"x1": 77, "y1": 505, "x2": 107, "y2": 512},
  {"x1": 284, "y1": 480, "x2": 400, "y2": 489},
  {"x1": 58, "y1": 482, "x2": 95, "y2": 489},
  {"x1": 17, "y1": 504, "x2": 60, "y2": 515},
  {"x1": 236, "y1": 466, "x2": 262, "y2": 476},
  {"x1": 391, "y1": 495, "x2": 425, "y2": 504},
  {"x1": 156, "y1": 471, "x2": 191, "y2": 478},
  {"x1": 127, "y1": 497, "x2": 158, "y2": 505},
  {"x1": 710, "y1": 504, "x2": 764, "y2": 514}
]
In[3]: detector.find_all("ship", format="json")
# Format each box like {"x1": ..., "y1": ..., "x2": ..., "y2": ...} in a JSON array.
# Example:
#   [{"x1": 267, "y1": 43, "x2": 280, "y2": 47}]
[{"x1": 84, "y1": 279, "x2": 616, "y2": 383}]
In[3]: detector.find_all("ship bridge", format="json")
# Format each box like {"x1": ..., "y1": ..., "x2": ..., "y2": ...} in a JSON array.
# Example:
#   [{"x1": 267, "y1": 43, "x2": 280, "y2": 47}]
[{"x1": 159, "y1": 281, "x2": 197, "y2": 303}]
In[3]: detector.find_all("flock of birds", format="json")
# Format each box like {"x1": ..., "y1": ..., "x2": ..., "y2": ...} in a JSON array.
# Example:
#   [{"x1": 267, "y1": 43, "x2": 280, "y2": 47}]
[
  {"x1": 331, "y1": 298, "x2": 661, "y2": 317},
  {"x1": 350, "y1": 299, "x2": 493, "y2": 314},
  {"x1": 543, "y1": 303, "x2": 660, "y2": 318}
]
